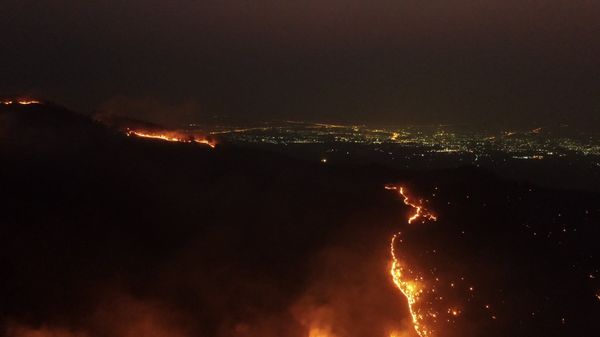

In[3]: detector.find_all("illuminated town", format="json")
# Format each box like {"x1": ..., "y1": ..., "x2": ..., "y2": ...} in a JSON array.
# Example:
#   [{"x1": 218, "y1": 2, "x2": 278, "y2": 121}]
[
  {"x1": 203, "y1": 122, "x2": 600, "y2": 158},
  {"x1": 199, "y1": 121, "x2": 600, "y2": 190}
]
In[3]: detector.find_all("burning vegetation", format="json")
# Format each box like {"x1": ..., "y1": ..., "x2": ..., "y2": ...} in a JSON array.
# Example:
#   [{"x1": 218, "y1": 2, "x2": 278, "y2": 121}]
[
  {"x1": 2, "y1": 102, "x2": 599, "y2": 337},
  {"x1": 1, "y1": 99, "x2": 42, "y2": 105},
  {"x1": 94, "y1": 113, "x2": 216, "y2": 148},
  {"x1": 125, "y1": 128, "x2": 216, "y2": 148},
  {"x1": 387, "y1": 185, "x2": 439, "y2": 337}
]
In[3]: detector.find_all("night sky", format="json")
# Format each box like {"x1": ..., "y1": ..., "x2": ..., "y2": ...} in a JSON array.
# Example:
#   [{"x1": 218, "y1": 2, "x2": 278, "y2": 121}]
[{"x1": 2, "y1": 0, "x2": 600, "y2": 128}]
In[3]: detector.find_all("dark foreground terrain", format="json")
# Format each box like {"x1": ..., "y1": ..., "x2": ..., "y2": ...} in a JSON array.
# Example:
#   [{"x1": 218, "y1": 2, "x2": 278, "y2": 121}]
[{"x1": 1, "y1": 103, "x2": 599, "y2": 337}]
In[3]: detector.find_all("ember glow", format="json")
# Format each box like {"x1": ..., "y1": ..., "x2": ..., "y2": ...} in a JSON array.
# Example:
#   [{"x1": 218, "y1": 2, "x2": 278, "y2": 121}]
[
  {"x1": 126, "y1": 129, "x2": 216, "y2": 148},
  {"x1": 1, "y1": 99, "x2": 42, "y2": 105},
  {"x1": 387, "y1": 185, "x2": 438, "y2": 337},
  {"x1": 391, "y1": 234, "x2": 428, "y2": 337},
  {"x1": 385, "y1": 185, "x2": 437, "y2": 224}
]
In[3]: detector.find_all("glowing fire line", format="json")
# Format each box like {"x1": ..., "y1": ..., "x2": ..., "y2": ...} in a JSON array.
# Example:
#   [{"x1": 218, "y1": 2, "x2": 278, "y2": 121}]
[
  {"x1": 1, "y1": 99, "x2": 41, "y2": 105},
  {"x1": 126, "y1": 130, "x2": 216, "y2": 148},
  {"x1": 386, "y1": 185, "x2": 437, "y2": 224},
  {"x1": 386, "y1": 185, "x2": 437, "y2": 337}
]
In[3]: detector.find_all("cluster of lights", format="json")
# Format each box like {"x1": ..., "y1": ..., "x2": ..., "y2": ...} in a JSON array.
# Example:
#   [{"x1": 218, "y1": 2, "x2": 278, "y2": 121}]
[{"x1": 210, "y1": 122, "x2": 600, "y2": 157}]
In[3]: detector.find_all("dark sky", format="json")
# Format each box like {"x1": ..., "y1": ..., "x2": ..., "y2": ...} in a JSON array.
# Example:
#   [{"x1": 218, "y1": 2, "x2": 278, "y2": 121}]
[{"x1": 2, "y1": 0, "x2": 600, "y2": 128}]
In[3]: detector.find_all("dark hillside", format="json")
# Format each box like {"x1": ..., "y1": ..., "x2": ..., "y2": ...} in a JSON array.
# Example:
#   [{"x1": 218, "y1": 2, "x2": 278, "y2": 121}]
[{"x1": 1, "y1": 103, "x2": 598, "y2": 337}]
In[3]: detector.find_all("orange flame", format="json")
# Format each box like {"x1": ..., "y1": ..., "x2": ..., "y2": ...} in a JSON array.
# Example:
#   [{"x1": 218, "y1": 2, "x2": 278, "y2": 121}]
[
  {"x1": 386, "y1": 185, "x2": 438, "y2": 337},
  {"x1": 126, "y1": 129, "x2": 216, "y2": 148},
  {"x1": 391, "y1": 234, "x2": 429, "y2": 337},
  {"x1": 385, "y1": 185, "x2": 437, "y2": 224},
  {"x1": 1, "y1": 99, "x2": 42, "y2": 105}
]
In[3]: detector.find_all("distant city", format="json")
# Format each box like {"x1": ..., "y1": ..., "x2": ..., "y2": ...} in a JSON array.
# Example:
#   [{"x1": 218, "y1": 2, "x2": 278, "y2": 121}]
[
  {"x1": 200, "y1": 121, "x2": 600, "y2": 157},
  {"x1": 193, "y1": 121, "x2": 600, "y2": 190}
]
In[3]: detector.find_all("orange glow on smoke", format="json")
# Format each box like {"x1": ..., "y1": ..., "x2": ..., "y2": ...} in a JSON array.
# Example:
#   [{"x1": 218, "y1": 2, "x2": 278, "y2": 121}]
[
  {"x1": 386, "y1": 185, "x2": 438, "y2": 337},
  {"x1": 308, "y1": 327, "x2": 336, "y2": 337},
  {"x1": 126, "y1": 129, "x2": 216, "y2": 148}
]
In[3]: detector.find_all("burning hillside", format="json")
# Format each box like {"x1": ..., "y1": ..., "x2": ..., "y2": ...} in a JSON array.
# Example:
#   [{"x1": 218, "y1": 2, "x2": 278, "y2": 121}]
[
  {"x1": 125, "y1": 129, "x2": 216, "y2": 148},
  {"x1": 95, "y1": 113, "x2": 216, "y2": 147},
  {"x1": 1, "y1": 102, "x2": 599, "y2": 337}
]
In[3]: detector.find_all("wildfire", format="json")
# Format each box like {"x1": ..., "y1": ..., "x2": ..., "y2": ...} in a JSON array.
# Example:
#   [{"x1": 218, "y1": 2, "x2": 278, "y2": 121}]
[
  {"x1": 391, "y1": 234, "x2": 429, "y2": 337},
  {"x1": 1, "y1": 99, "x2": 42, "y2": 105},
  {"x1": 387, "y1": 185, "x2": 438, "y2": 337},
  {"x1": 308, "y1": 327, "x2": 336, "y2": 337},
  {"x1": 385, "y1": 185, "x2": 437, "y2": 224},
  {"x1": 126, "y1": 129, "x2": 216, "y2": 148}
]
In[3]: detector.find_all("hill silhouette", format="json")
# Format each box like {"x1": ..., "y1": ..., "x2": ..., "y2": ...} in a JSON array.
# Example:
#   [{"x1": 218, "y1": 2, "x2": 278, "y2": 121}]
[{"x1": 0, "y1": 103, "x2": 598, "y2": 337}]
